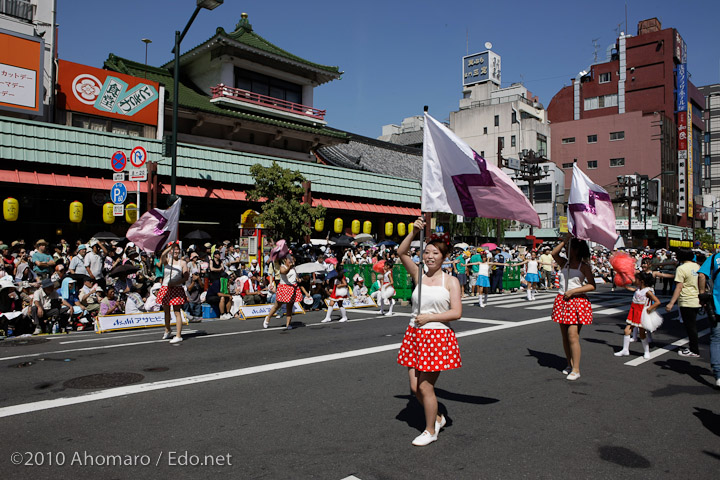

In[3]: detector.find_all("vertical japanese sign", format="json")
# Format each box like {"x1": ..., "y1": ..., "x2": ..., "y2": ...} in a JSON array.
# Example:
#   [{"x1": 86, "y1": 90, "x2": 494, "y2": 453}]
[
  {"x1": 0, "y1": 29, "x2": 44, "y2": 116},
  {"x1": 675, "y1": 35, "x2": 688, "y2": 216},
  {"x1": 687, "y1": 103, "x2": 694, "y2": 218}
]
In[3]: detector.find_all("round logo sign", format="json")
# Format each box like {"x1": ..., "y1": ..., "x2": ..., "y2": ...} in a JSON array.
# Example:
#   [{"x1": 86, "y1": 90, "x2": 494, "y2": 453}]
[
  {"x1": 130, "y1": 146, "x2": 147, "y2": 168},
  {"x1": 72, "y1": 74, "x2": 103, "y2": 105},
  {"x1": 111, "y1": 151, "x2": 127, "y2": 173}
]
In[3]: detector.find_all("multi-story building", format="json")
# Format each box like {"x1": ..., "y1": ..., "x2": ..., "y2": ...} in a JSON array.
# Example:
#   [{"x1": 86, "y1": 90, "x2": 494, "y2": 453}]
[
  {"x1": 699, "y1": 84, "x2": 720, "y2": 233},
  {"x1": 0, "y1": 0, "x2": 57, "y2": 122},
  {"x1": 547, "y1": 18, "x2": 706, "y2": 246}
]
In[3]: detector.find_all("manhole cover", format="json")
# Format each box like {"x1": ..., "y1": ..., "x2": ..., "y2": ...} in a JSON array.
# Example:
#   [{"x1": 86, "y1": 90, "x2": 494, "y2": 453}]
[
  {"x1": 63, "y1": 372, "x2": 144, "y2": 389},
  {"x1": 143, "y1": 367, "x2": 169, "y2": 372},
  {"x1": 0, "y1": 338, "x2": 51, "y2": 347}
]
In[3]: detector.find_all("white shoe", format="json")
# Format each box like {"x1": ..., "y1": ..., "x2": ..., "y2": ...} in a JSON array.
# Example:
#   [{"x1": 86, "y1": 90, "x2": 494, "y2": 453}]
[
  {"x1": 562, "y1": 366, "x2": 572, "y2": 375},
  {"x1": 614, "y1": 350, "x2": 629, "y2": 357},
  {"x1": 411, "y1": 430, "x2": 437, "y2": 446},
  {"x1": 162, "y1": 331, "x2": 172, "y2": 340},
  {"x1": 263, "y1": 316, "x2": 270, "y2": 329},
  {"x1": 321, "y1": 318, "x2": 332, "y2": 323},
  {"x1": 715, "y1": 378, "x2": 720, "y2": 388},
  {"x1": 339, "y1": 318, "x2": 348, "y2": 323},
  {"x1": 220, "y1": 313, "x2": 232, "y2": 320},
  {"x1": 566, "y1": 372, "x2": 581, "y2": 381},
  {"x1": 169, "y1": 336, "x2": 183, "y2": 344},
  {"x1": 435, "y1": 415, "x2": 446, "y2": 433}
]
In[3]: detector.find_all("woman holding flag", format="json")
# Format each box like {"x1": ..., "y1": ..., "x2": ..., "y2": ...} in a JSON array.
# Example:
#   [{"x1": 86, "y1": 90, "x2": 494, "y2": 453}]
[
  {"x1": 550, "y1": 234, "x2": 595, "y2": 380},
  {"x1": 397, "y1": 217, "x2": 462, "y2": 446}
]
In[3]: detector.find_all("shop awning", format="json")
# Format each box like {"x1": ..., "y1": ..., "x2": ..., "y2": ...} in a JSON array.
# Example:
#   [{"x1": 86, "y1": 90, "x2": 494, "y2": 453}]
[{"x1": 0, "y1": 169, "x2": 419, "y2": 216}]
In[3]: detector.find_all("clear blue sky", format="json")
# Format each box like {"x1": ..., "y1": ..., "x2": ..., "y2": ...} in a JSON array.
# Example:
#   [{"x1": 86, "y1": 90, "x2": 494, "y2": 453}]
[{"x1": 58, "y1": 0, "x2": 720, "y2": 138}]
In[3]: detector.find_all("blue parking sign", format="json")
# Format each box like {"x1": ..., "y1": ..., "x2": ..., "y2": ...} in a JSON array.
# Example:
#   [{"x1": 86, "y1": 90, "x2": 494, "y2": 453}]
[{"x1": 111, "y1": 182, "x2": 128, "y2": 204}]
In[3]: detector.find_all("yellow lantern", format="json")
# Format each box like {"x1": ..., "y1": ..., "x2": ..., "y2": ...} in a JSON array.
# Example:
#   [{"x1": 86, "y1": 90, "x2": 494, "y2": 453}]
[
  {"x1": 3, "y1": 197, "x2": 19, "y2": 222},
  {"x1": 408, "y1": 222, "x2": 413, "y2": 234},
  {"x1": 125, "y1": 203, "x2": 137, "y2": 224},
  {"x1": 103, "y1": 202, "x2": 115, "y2": 224},
  {"x1": 351, "y1": 219, "x2": 361, "y2": 235},
  {"x1": 385, "y1": 222, "x2": 394, "y2": 236},
  {"x1": 363, "y1": 221, "x2": 372, "y2": 234},
  {"x1": 69, "y1": 200, "x2": 83, "y2": 223},
  {"x1": 315, "y1": 218, "x2": 324, "y2": 232},
  {"x1": 334, "y1": 218, "x2": 343, "y2": 234},
  {"x1": 398, "y1": 222, "x2": 406, "y2": 237}
]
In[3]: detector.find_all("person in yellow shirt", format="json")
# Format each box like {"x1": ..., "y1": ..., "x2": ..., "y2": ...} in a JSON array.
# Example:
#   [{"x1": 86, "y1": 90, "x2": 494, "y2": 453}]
[{"x1": 666, "y1": 248, "x2": 701, "y2": 357}]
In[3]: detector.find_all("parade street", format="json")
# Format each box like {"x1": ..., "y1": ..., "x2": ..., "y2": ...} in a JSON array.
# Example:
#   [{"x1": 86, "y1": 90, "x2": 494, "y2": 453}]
[{"x1": 1, "y1": 285, "x2": 718, "y2": 479}]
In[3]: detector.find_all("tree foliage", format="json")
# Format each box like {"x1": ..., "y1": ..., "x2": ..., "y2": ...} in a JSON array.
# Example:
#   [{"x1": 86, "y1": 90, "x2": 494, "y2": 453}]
[
  {"x1": 694, "y1": 228, "x2": 715, "y2": 250},
  {"x1": 246, "y1": 162, "x2": 325, "y2": 243},
  {"x1": 448, "y1": 215, "x2": 509, "y2": 242}
]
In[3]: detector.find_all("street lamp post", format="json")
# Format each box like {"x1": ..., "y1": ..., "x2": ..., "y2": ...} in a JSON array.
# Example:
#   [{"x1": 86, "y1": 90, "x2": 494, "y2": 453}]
[
  {"x1": 141, "y1": 38, "x2": 151, "y2": 79},
  {"x1": 169, "y1": 0, "x2": 223, "y2": 205}
]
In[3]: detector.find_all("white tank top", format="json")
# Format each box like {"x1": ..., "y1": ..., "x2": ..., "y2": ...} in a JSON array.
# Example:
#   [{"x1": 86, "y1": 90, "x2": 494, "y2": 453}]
[
  {"x1": 410, "y1": 273, "x2": 451, "y2": 330},
  {"x1": 558, "y1": 264, "x2": 586, "y2": 294},
  {"x1": 633, "y1": 286, "x2": 652, "y2": 305},
  {"x1": 478, "y1": 263, "x2": 489, "y2": 276},
  {"x1": 162, "y1": 263, "x2": 184, "y2": 286},
  {"x1": 280, "y1": 267, "x2": 297, "y2": 285},
  {"x1": 526, "y1": 260, "x2": 539, "y2": 275},
  {"x1": 383, "y1": 271, "x2": 392, "y2": 285}
]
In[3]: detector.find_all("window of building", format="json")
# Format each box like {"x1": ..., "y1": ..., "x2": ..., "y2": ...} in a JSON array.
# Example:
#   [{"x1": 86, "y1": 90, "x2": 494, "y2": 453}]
[
  {"x1": 599, "y1": 72, "x2": 611, "y2": 84},
  {"x1": 511, "y1": 135, "x2": 516, "y2": 147},
  {"x1": 584, "y1": 94, "x2": 618, "y2": 111},
  {"x1": 562, "y1": 137, "x2": 575, "y2": 144},
  {"x1": 609, "y1": 131, "x2": 625, "y2": 141},
  {"x1": 536, "y1": 133, "x2": 547, "y2": 157},
  {"x1": 587, "y1": 134, "x2": 597, "y2": 143},
  {"x1": 511, "y1": 111, "x2": 517, "y2": 124},
  {"x1": 72, "y1": 114, "x2": 143, "y2": 137},
  {"x1": 494, "y1": 115, "x2": 500, "y2": 127},
  {"x1": 483, "y1": 127, "x2": 488, "y2": 135},
  {"x1": 499, "y1": 137, "x2": 504, "y2": 148},
  {"x1": 234, "y1": 67, "x2": 303, "y2": 104},
  {"x1": 610, "y1": 157, "x2": 625, "y2": 167},
  {"x1": 587, "y1": 160, "x2": 597, "y2": 169},
  {"x1": 562, "y1": 163, "x2": 574, "y2": 169}
]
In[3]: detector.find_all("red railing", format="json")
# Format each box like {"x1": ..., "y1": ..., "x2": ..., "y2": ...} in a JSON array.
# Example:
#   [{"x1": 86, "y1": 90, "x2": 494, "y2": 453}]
[{"x1": 211, "y1": 84, "x2": 326, "y2": 121}]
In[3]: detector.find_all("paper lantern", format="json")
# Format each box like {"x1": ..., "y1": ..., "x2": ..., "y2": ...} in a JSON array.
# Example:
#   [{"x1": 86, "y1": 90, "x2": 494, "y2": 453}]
[
  {"x1": 398, "y1": 222, "x2": 406, "y2": 236},
  {"x1": 69, "y1": 201, "x2": 83, "y2": 223},
  {"x1": 334, "y1": 218, "x2": 343, "y2": 234},
  {"x1": 351, "y1": 219, "x2": 361, "y2": 235},
  {"x1": 125, "y1": 203, "x2": 137, "y2": 224},
  {"x1": 385, "y1": 222, "x2": 394, "y2": 236},
  {"x1": 408, "y1": 223, "x2": 413, "y2": 234},
  {"x1": 315, "y1": 218, "x2": 324, "y2": 232},
  {"x1": 103, "y1": 202, "x2": 115, "y2": 224},
  {"x1": 3, "y1": 197, "x2": 19, "y2": 222},
  {"x1": 363, "y1": 220, "x2": 372, "y2": 234}
]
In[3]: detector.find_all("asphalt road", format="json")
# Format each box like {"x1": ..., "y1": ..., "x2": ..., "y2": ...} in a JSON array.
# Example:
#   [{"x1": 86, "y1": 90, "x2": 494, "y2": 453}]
[{"x1": 1, "y1": 284, "x2": 718, "y2": 479}]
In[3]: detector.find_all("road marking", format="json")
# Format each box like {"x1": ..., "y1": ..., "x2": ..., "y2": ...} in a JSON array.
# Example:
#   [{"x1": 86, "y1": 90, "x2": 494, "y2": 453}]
[
  {"x1": 59, "y1": 330, "x2": 199, "y2": 345},
  {"x1": 457, "y1": 318, "x2": 512, "y2": 325},
  {"x1": 526, "y1": 299, "x2": 628, "y2": 311},
  {"x1": 624, "y1": 328, "x2": 711, "y2": 366},
  {"x1": 0, "y1": 316, "x2": 552, "y2": 418}
]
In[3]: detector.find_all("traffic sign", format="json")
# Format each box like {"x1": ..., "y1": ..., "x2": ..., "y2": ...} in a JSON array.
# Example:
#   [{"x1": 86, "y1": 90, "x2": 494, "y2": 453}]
[
  {"x1": 128, "y1": 169, "x2": 147, "y2": 181},
  {"x1": 111, "y1": 151, "x2": 127, "y2": 172},
  {"x1": 112, "y1": 172, "x2": 125, "y2": 181},
  {"x1": 111, "y1": 182, "x2": 128, "y2": 204},
  {"x1": 113, "y1": 204, "x2": 124, "y2": 217},
  {"x1": 130, "y1": 146, "x2": 147, "y2": 168}
]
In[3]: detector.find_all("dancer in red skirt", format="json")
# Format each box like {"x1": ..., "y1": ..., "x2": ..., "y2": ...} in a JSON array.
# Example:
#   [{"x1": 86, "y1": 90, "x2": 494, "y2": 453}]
[
  {"x1": 157, "y1": 242, "x2": 189, "y2": 344},
  {"x1": 613, "y1": 272, "x2": 661, "y2": 359},
  {"x1": 550, "y1": 234, "x2": 595, "y2": 380},
  {"x1": 264, "y1": 255, "x2": 301, "y2": 331},
  {"x1": 397, "y1": 217, "x2": 462, "y2": 446}
]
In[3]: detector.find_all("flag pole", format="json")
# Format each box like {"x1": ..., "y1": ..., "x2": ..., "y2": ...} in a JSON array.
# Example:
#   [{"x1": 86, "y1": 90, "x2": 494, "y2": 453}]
[{"x1": 415, "y1": 106, "x2": 431, "y2": 322}]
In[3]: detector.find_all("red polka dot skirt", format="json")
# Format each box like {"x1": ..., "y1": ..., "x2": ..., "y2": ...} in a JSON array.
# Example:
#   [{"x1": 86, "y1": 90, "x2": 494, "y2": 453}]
[
  {"x1": 626, "y1": 302, "x2": 643, "y2": 327},
  {"x1": 551, "y1": 294, "x2": 593, "y2": 325},
  {"x1": 156, "y1": 286, "x2": 187, "y2": 306},
  {"x1": 397, "y1": 326, "x2": 462, "y2": 372},
  {"x1": 276, "y1": 283, "x2": 303, "y2": 303}
]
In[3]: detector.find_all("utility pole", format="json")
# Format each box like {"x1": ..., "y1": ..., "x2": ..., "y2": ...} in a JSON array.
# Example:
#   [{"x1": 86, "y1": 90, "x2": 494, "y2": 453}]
[
  {"x1": 497, "y1": 139, "x2": 504, "y2": 244},
  {"x1": 514, "y1": 149, "x2": 549, "y2": 237}
]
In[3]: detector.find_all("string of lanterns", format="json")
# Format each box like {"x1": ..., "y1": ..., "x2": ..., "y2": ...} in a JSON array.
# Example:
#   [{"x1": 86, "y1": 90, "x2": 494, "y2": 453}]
[
  {"x1": 3, "y1": 198, "x2": 137, "y2": 225},
  {"x1": 314, "y1": 217, "x2": 414, "y2": 237}
]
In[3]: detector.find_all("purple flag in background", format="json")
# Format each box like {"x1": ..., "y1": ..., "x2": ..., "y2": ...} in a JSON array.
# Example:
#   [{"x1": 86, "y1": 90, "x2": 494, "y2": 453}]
[
  {"x1": 422, "y1": 113, "x2": 540, "y2": 227},
  {"x1": 568, "y1": 164, "x2": 618, "y2": 249},
  {"x1": 126, "y1": 198, "x2": 182, "y2": 254}
]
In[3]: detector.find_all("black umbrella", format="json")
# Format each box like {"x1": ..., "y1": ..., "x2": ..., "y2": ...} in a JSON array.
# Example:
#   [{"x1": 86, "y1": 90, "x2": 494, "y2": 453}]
[
  {"x1": 377, "y1": 240, "x2": 398, "y2": 247},
  {"x1": 69, "y1": 273, "x2": 92, "y2": 283},
  {"x1": 184, "y1": 229, "x2": 212, "y2": 241},
  {"x1": 92, "y1": 231, "x2": 121, "y2": 241},
  {"x1": 108, "y1": 263, "x2": 139, "y2": 277},
  {"x1": 330, "y1": 234, "x2": 356, "y2": 247}
]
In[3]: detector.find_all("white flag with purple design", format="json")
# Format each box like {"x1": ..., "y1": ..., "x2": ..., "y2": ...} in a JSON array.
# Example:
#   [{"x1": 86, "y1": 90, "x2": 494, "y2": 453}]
[
  {"x1": 568, "y1": 164, "x2": 618, "y2": 249},
  {"x1": 422, "y1": 113, "x2": 540, "y2": 227},
  {"x1": 126, "y1": 198, "x2": 182, "y2": 254}
]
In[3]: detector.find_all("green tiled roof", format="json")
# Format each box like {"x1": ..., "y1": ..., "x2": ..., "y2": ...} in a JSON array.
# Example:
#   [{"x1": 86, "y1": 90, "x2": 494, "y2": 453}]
[
  {"x1": 0, "y1": 116, "x2": 420, "y2": 204},
  {"x1": 103, "y1": 54, "x2": 346, "y2": 140}
]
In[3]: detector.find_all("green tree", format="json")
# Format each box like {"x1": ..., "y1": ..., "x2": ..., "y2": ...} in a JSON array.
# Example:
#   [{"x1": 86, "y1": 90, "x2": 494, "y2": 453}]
[
  {"x1": 246, "y1": 162, "x2": 325, "y2": 243},
  {"x1": 694, "y1": 228, "x2": 714, "y2": 250},
  {"x1": 448, "y1": 215, "x2": 509, "y2": 243}
]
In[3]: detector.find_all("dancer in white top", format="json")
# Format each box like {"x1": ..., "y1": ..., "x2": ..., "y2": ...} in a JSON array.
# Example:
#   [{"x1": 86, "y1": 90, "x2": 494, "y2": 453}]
[
  {"x1": 613, "y1": 272, "x2": 661, "y2": 358},
  {"x1": 378, "y1": 262, "x2": 396, "y2": 315},
  {"x1": 516, "y1": 251, "x2": 541, "y2": 300},
  {"x1": 397, "y1": 217, "x2": 462, "y2": 447}
]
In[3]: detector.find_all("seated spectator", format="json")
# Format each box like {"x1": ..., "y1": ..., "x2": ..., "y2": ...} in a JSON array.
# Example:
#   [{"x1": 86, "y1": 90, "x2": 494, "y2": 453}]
[
  {"x1": 99, "y1": 286, "x2": 123, "y2": 316},
  {"x1": 124, "y1": 285, "x2": 145, "y2": 314},
  {"x1": 51, "y1": 264, "x2": 66, "y2": 284},
  {"x1": 240, "y1": 273, "x2": 264, "y2": 305},
  {"x1": 299, "y1": 274, "x2": 322, "y2": 311},
  {"x1": 31, "y1": 239, "x2": 55, "y2": 280},
  {"x1": 32, "y1": 278, "x2": 72, "y2": 334},
  {"x1": 205, "y1": 277, "x2": 232, "y2": 317},
  {"x1": 144, "y1": 283, "x2": 162, "y2": 312},
  {"x1": 78, "y1": 276, "x2": 103, "y2": 316},
  {"x1": 0, "y1": 276, "x2": 30, "y2": 336}
]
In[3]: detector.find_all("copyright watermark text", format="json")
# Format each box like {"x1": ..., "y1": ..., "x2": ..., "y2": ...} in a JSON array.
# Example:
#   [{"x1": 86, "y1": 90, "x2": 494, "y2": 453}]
[{"x1": 10, "y1": 451, "x2": 232, "y2": 467}]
